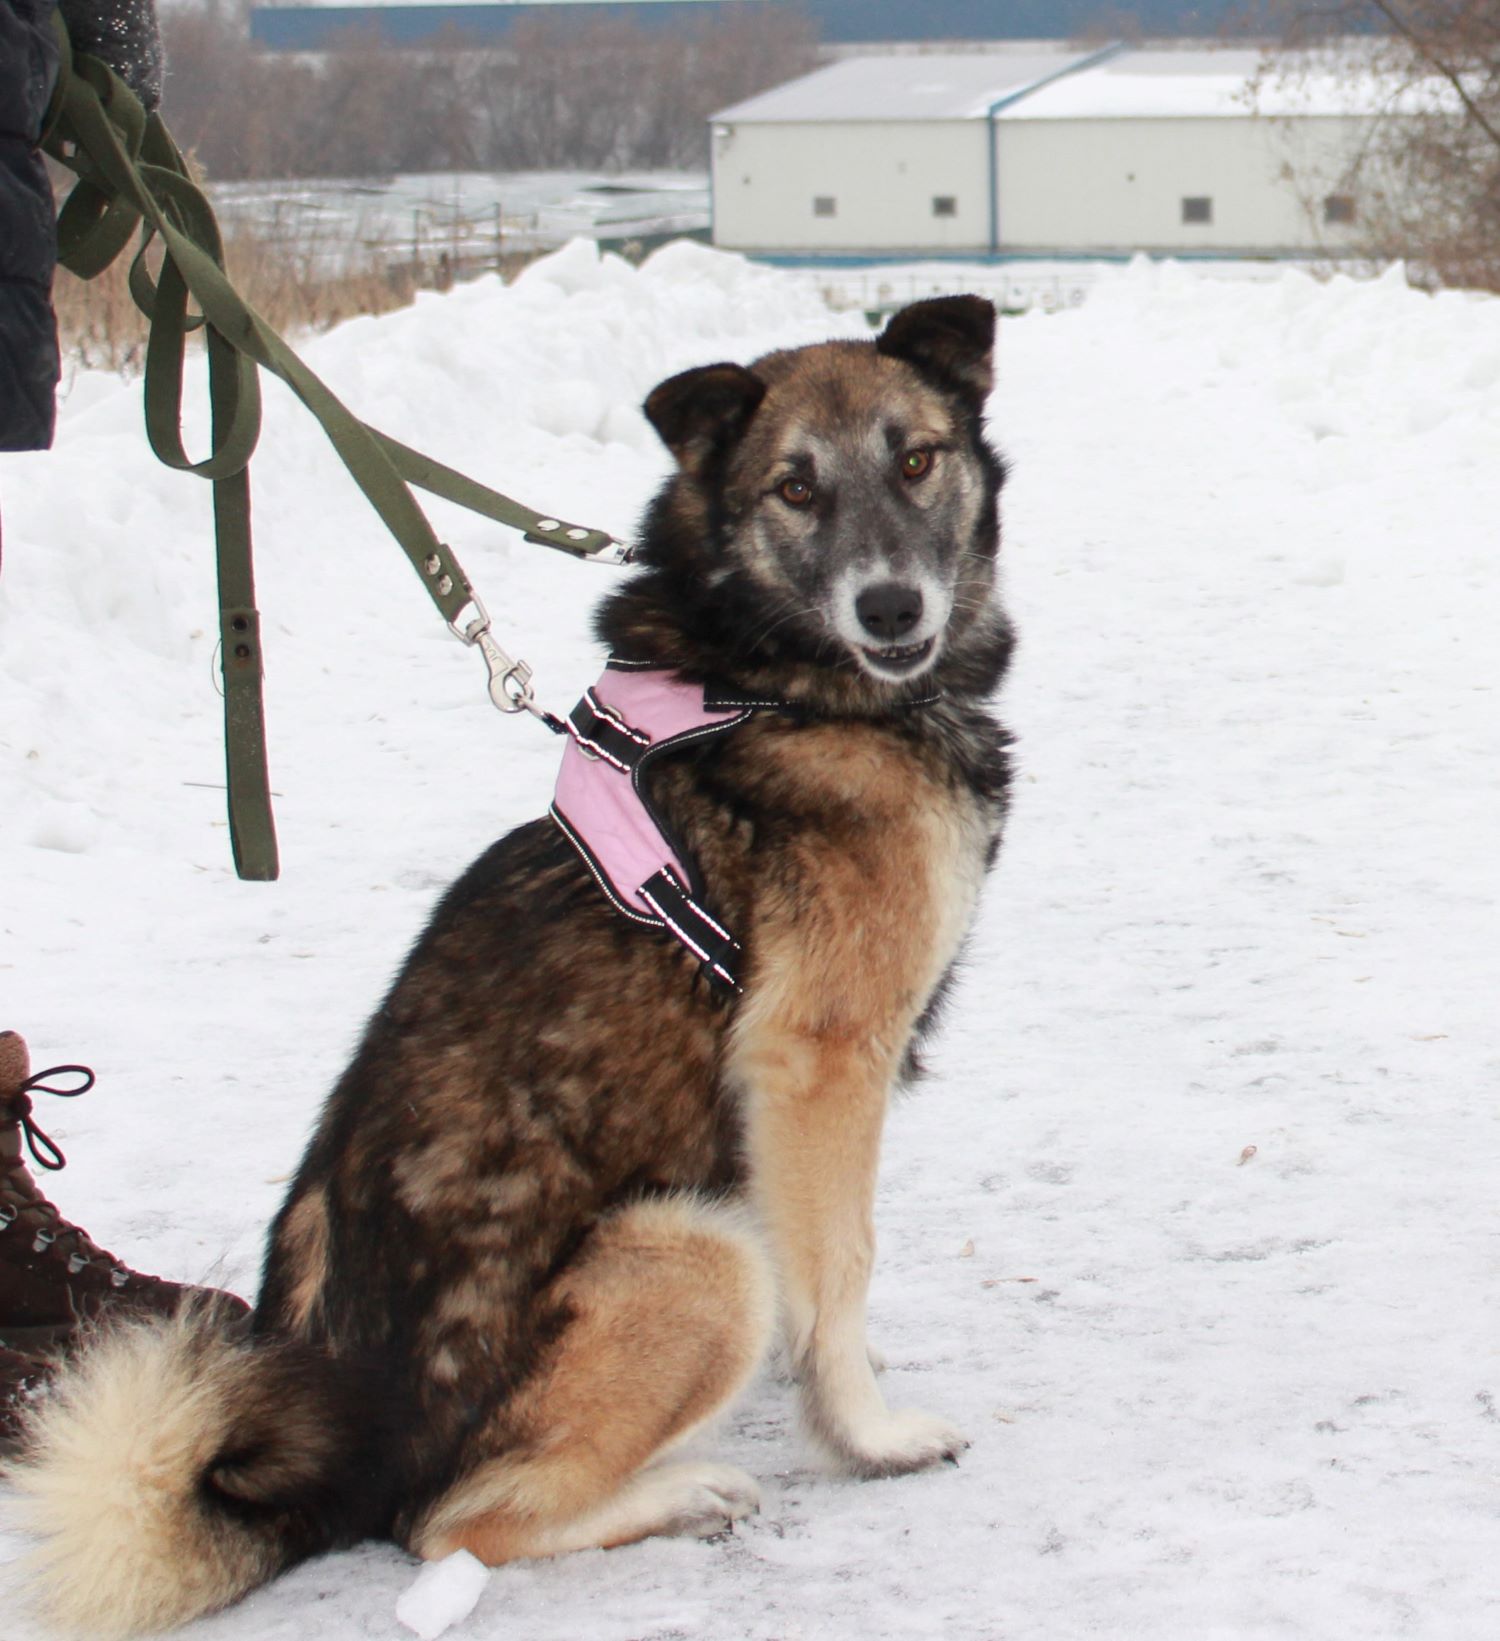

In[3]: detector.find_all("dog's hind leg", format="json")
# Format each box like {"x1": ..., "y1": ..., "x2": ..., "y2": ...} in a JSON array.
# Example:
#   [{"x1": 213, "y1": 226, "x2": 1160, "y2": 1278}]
[{"x1": 408, "y1": 1195, "x2": 774, "y2": 1565}]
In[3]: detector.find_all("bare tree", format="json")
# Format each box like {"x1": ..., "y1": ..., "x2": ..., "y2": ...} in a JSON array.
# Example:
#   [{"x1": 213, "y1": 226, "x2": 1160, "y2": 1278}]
[
  {"x1": 1250, "y1": 3, "x2": 1500, "y2": 290},
  {"x1": 156, "y1": 0, "x2": 819, "y2": 181}
]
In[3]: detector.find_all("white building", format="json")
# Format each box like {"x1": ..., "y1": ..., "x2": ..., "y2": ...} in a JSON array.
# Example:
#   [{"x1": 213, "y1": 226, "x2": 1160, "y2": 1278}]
[{"x1": 710, "y1": 45, "x2": 1406, "y2": 259}]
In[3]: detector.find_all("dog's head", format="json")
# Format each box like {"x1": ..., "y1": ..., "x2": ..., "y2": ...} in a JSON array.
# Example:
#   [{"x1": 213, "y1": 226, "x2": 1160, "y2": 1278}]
[{"x1": 600, "y1": 297, "x2": 1011, "y2": 709}]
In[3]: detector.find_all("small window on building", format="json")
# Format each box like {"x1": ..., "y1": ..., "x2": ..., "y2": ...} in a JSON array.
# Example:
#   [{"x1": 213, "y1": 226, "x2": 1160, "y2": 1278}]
[
  {"x1": 1324, "y1": 194, "x2": 1356, "y2": 225},
  {"x1": 813, "y1": 196, "x2": 836, "y2": 218},
  {"x1": 932, "y1": 196, "x2": 958, "y2": 218},
  {"x1": 1182, "y1": 196, "x2": 1213, "y2": 225}
]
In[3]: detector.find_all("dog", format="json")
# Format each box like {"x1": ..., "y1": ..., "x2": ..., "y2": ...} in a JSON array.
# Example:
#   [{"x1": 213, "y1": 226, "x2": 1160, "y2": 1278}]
[{"x1": 6, "y1": 295, "x2": 1015, "y2": 1635}]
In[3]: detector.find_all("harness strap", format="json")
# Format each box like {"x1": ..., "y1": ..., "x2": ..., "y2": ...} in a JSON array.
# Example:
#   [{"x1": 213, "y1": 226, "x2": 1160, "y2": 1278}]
[
  {"x1": 41, "y1": 28, "x2": 626, "y2": 879},
  {"x1": 566, "y1": 689, "x2": 653, "y2": 771},
  {"x1": 637, "y1": 870, "x2": 743, "y2": 995},
  {"x1": 552, "y1": 667, "x2": 763, "y2": 995}
]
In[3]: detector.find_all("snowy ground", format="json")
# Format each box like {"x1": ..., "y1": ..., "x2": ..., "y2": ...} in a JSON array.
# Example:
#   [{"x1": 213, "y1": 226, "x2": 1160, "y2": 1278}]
[{"x1": 2, "y1": 243, "x2": 1498, "y2": 1639}]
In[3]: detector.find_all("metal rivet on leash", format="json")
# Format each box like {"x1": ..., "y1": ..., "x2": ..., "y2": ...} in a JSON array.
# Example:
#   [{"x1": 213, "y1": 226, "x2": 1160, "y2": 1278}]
[
  {"x1": 424, "y1": 554, "x2": 441, "y2": 575},
  {"x1": 535, "y1": 519, "x2": 561, "y2": 532}
]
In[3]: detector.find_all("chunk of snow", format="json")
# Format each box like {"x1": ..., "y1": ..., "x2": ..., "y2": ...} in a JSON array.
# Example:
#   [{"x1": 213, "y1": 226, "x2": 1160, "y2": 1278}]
[{"x1": 395, "y1": 1550, "x2": 490, "y2": 1640}]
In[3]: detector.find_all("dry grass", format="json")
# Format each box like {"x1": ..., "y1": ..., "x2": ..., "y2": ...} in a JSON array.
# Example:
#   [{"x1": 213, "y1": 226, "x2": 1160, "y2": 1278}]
[
  {"x1": 51, "y1": 224, "x2": 427, "y2": 377},
  {"x1": 47, "y1": 160, "x2": 553, "y2": 377}
]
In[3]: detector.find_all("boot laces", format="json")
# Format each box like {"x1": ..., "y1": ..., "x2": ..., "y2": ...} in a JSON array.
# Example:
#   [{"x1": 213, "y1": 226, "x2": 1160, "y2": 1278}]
[
  {"x1": 1, "y1": 1063, "x2": 128, "y2": 1278},
  {"x1": 6, "y1": 1063, "x2": 95, "y2": 1173}
]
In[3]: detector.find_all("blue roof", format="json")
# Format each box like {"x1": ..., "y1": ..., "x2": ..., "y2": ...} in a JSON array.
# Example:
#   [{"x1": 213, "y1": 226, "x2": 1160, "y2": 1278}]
[{"x1": 249, "y1": 2, "x2": 1251, "y2": 53}]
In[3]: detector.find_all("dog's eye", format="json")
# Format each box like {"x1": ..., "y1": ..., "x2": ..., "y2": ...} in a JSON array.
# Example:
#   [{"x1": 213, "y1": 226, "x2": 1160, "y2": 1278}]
[
  {"x1": 900, "y1": 449, "x2": 934, "y2": 481},
  {"x1": 778, "y1": 477, "x2": 815, "y2": 508}
]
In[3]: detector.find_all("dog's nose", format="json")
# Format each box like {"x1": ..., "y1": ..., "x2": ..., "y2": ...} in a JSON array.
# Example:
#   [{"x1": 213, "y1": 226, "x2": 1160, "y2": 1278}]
[{"x1": 855, "y1": 583, "x2": 924, "y2": 643}]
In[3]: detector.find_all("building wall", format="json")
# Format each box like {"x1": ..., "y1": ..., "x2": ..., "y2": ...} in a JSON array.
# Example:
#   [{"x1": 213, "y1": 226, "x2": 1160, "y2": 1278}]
[
  {"x1": 713, "y1": 113, "x2": 1381, "y2": 258},
  {"x1": 712, "y1": 121, "x2": 990, "y2": 254},
  {"x1": 994, "y1": 115, "x2": 1379, "y2": 255}
]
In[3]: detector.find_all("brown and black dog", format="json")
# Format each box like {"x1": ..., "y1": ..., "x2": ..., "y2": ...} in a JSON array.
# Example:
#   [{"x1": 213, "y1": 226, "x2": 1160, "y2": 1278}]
[{"x1": 7, "y1": 296, "x2": 1015, "y2": 1635}]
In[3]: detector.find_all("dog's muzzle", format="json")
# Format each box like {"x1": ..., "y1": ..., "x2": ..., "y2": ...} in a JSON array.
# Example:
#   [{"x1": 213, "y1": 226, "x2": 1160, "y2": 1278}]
[{"x1": 853, "y1": 581, "x2": 939, "y2": 677}]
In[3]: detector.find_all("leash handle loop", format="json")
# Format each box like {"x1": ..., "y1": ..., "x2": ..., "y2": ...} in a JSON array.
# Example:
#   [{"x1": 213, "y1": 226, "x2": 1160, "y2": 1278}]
[{"x1": 42, "y1": 20, "x2": 621, "y2": 877}]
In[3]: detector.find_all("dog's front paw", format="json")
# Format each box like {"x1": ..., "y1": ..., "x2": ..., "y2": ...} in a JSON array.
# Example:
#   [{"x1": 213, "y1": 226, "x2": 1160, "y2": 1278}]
[
  {"x1": 651, "y1": 1461, "x2": 762, "y2": 1538},
  {"x1": 837, "y1": 1409, "x2": 969, "y2": 1479}
]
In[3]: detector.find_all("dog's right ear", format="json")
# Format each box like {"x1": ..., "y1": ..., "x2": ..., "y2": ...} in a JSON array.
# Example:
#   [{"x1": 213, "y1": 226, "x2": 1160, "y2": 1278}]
[{"x1": 644, "y1": 363, "x2": 766, "y2": 472}]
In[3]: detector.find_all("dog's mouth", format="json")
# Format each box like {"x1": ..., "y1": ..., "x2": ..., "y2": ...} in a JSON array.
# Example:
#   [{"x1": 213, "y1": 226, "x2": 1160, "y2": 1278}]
[{"x1": 858, "y1": 637, "x2": 936, "y2": 677}]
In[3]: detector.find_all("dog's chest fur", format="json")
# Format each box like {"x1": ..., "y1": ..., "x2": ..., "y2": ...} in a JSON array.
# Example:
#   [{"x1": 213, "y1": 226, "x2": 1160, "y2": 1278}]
[{"x1": 655, "y1": 703, "x2": 999, "y2": 1056}]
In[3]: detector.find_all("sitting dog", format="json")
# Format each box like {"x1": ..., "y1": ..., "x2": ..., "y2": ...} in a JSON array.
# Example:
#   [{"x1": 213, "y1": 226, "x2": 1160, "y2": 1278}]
[{"x1": 8, "y1": 295, "x2": 1015, "y2": 1635}]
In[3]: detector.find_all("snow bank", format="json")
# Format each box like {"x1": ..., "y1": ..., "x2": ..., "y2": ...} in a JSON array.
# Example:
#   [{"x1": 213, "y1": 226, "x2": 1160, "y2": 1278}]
[{"x1": 2, "y1": 247, "x2": 1498, "y2": 1640}]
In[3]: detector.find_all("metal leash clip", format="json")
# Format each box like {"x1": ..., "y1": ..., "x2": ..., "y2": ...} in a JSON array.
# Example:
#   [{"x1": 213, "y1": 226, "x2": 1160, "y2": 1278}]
[{"x1": 449, "y1": 591, "x2": 553, "y2": 725}]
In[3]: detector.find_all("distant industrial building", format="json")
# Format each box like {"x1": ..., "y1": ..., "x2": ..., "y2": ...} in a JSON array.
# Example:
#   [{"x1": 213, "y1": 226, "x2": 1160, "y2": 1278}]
[{"x1": 710, "y1": 46, "x2": 1400, "y2": 260}]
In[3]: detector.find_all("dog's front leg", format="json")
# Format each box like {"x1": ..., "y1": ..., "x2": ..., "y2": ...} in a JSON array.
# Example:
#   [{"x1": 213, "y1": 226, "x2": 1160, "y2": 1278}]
[{"x1": 741, "y1": 1029, "x2": 967, "y2": 1478}]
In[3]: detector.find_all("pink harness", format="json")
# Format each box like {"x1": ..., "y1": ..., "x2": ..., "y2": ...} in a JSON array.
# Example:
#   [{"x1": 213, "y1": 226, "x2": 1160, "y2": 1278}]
[{"x1": 551, "y1": 661, "x2": 773, "y2": 994}]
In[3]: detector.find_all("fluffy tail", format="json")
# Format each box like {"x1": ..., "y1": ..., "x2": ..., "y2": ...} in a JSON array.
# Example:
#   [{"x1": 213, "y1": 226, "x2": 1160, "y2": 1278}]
[{"x1": 3, "y1": 1305, "x2": 368, "y2": 1637}]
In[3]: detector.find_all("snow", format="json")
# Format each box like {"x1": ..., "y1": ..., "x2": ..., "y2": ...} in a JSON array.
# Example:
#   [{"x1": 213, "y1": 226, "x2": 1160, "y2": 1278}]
[
  {"x1": 209, "y1": 171, "x2": 712, "y2": 271},
  {"x1": 714, "y1": 45, "x2": 1460, "y2": 127},
  {"x1": 396, "y1": 1551, "x2": 490, "y2": 1639},
  {"x1": 992, "y1": 47, "x2": 1460, "y2": 122},
  {"x1": 711, "y1": 49, "x2": 1088, "y2": 125},
  {"x1": 3, "y1": 242, "x2": 1500, "y2": 1639}
]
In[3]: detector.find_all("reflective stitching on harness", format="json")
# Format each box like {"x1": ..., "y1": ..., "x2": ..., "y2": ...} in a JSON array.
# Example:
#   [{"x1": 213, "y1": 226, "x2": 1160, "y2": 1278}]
[
  {"x1": 585, "y1": 688, "x2": 651, "y2": 745},
  {"x1": 638, "y1": 883, "x2": 711, "y2": 966},
  {"x1": 549, "y1": 803, "x2": 658, "y2": 926},
  {"x1": 565, "y1": 688, "x2": 655, "y2": 772},
  {"x1": 563, "y1": 718, "x2": 634, "y2": 773},
  {"x1": 660, "y1": 864, "x2": 735, "y2": 944},
  {"x1": 639, "y1": 883, "x2": 740, "y2": 992}
]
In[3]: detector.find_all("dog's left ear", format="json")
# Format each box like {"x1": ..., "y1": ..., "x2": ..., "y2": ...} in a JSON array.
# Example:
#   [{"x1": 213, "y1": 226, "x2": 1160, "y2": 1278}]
[
  {"x1": 876, "y1": 296, "x2": 996, "y2": 407},
  {"x1": 644, "y1": 362, "x2": 767, "y2": 472}
]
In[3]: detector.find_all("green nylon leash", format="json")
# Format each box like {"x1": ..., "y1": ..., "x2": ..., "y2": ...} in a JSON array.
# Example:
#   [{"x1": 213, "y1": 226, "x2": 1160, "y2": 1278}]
[{"x1": 42, "y1": 23, "x2": 627, "y2": 880}]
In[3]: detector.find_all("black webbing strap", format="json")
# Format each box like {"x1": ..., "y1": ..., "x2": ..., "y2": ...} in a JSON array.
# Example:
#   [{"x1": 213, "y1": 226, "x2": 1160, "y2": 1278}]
[
  {"x1": 637, "y1": 869, "x2": 744, "y2": 995},
  {"x1": 566, "y1": 690, "x2": 652, "y2": 771},
  {"x1": 41, "y1": 26, "x2": 623, "y2": 880}
]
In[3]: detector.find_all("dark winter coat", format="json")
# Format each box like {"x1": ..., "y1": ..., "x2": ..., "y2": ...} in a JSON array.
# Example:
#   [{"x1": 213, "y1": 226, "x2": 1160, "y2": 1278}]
[
  {"x1": 1, "y1": 0, "x2": 62, "y2": 453},
  {"x1": 1, "y1": 0, "x2": 162, "y2": 453}
]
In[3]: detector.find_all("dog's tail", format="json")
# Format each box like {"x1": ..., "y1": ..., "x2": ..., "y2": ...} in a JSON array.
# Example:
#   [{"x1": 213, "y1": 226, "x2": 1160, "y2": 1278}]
[{"x1": 4, "y1": 1304, "x2": 370, "y2": 1637}]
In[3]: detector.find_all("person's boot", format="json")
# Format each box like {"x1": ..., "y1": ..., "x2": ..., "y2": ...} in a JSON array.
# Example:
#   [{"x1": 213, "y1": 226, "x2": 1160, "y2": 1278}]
[
  {"x1": 0, "y1": 1029, "x2": 251, "y2": 1351},
  {"x1": 0, "y1": 1340, "x2": 52, "y2": 1451}
]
